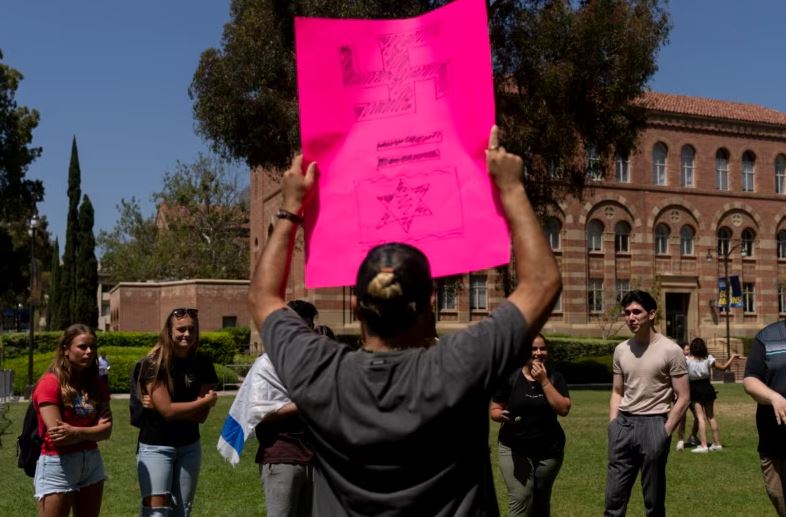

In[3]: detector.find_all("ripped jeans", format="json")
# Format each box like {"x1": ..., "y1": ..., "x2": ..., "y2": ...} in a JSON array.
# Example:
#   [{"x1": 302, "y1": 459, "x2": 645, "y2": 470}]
[{"x1": 137, "y1": 440, "x2": 201, "y2": 517}]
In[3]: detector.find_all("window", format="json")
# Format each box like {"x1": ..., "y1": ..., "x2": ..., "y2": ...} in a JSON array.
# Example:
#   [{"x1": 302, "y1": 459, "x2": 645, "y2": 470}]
[
  {"x1": 778, "y1": 230, "x2": 786, "y2": 259},
  {"x1": 680, "y1": 225, "x2": 695, "y2": 256},
  {"x1": 777, "y1": 155, "x2": 786, "y2": 194},
  {"x1": 545, "y1": 217, "x2": 562, "y2": 251},
  {"x1": 680, "y1": 145, "x2": 695, "y2": 187},
  {"x1": 553, "y1": 292, "x2": 562, "y2": 313},
  {"x1": 586, "y1": 146, "x2": 602, "y2": 181},
  {"x1": 616, "y1": 280, "x2": 631, "y2": 303},
  {"x1": 614, "y1": 221, "x2": 631, "y2": 253},
  {"x1": 716, "y1": 149, "x2": 730, "y2": 191},
  {"x1": 743, "y1": 282, "x2": 756, "y2": 313},
  {"x1": 654, "y1": 224, "x2": 670, "y2": 254},
  {"x1": 469, "y1": 274, "x2": 487, "y2": 311},
  {"x1": 588, "y1": 279, "x2": 603, "y2": 313},
  {"x1": 717, "y1": 227, "x2": 732, "y2": 256},
  {"x1": 587, "y1": 220, "x2": 603, "y2": 252},
  {"x1": 653, "y1": 143, "x2": 668, "y2": 185},
  {"x1": 741, "y1": 228, "x2": 755, "y2": 257},
  {"x1": 615, "y1": 152, "x2": 630, "y2": 182},
  {"x1": 222, "y1": 316, "x2": 238, "y2": 328},
  {"x1": 437, "y1": 278, "x2": 458, "y2": 311},
  {"x1": 780, "y1": 285, "x2": 786, "y2": 313},
  {"x1": 742, "y1": 151, "x2": 756, "y2": 192}
]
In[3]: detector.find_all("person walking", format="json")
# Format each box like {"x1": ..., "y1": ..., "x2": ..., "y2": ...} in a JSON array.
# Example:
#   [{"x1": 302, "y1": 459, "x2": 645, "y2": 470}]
[
  {"x1": 248, "y1": 126, "x2": 562, "y2": 515},
  {"x1": 135, "y1": 308, "x2": 219, "y2": 516},
  {"x1": 98, "y1": 351, "x2": 110, "y2": 385},
  {"x1": 490, "y1": 334, "x2": 570, "y2": 517},
  {"x1": 743, "y1": 319, "x2": 786, "y2": 516},
  {"x1": 684, "y1": 337, "x2": 739, "y2": 453},
  {"x1": 32, "y1": 324, "x2": 112, "y2": 517},
  {"x1": 605, "y1": 290, "x2": 690, "y2": 517}
]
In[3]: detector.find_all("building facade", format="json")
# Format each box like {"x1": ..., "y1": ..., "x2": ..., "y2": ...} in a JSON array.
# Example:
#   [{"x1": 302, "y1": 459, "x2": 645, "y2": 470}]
[
  {"x1": 109, "y1": 279, "x2": 250, "y2": 332},
  {"x1": 249, "y1": 92, "x2": 786, "y2": 352}
]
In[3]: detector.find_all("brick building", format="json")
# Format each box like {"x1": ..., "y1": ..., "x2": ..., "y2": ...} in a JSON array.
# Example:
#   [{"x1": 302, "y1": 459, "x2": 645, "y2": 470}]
[
  {"x1": 249, "y1": 92, "x2": 786, "y2": 353},
  {"x1": 109, "y1": 279, "x2": 250, "y2": 332}
]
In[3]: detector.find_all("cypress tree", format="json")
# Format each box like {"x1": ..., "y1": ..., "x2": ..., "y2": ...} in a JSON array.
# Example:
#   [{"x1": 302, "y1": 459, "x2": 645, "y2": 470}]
[
  {"x1": 47, "y1": 238, "x2": 62, "y2": 330},
  {"x1": 56, "y1": 137, "x2": 81, "y2": 329},
  {"x1": 74, "y1": 195, "x2": 98, "y2": 327}
]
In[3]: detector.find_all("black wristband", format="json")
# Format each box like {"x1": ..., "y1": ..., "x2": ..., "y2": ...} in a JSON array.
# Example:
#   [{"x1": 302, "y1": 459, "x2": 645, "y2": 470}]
[{"x1": 275, "y1": 208, "x2": 304, "y2": 225}]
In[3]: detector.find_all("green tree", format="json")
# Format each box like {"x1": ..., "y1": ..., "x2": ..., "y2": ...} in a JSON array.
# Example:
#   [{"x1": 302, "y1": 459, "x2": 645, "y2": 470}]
[
  {"x1": 98, "y1": 154, "x2": 249, "y2": 282},
  {"x1": 54, "y1": 138, "x2": 82, "y2": 329},
  {"x1": 0, "y1": 49, "x2": 43, "y2": 222},
  {"x1": 190, "y1": 0, "x2": 669, "y2": 210},
  {"x1": 74, "y1": 196, "x2": 98, "y2": 327},
  {"x1": 47, "y1": 238, "x2": 62, "y2": 330}
]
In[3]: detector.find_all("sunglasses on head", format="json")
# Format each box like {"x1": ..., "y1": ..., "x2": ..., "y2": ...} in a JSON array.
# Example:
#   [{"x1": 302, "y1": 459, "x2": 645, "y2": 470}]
[{"x1": 171, "y1": 308, "x2": 198, "y2": 319}]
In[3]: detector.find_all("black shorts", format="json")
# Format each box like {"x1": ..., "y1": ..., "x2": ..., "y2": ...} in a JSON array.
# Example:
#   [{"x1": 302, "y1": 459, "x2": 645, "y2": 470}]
[{"x1": 689, "y1": 378, "x2": 717, "y2": 404}]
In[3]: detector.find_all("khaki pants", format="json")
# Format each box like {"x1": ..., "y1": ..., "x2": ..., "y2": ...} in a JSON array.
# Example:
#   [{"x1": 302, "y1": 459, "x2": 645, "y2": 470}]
[{"x1": 761, "y1": 455, "x2": 786, "y2": 517}]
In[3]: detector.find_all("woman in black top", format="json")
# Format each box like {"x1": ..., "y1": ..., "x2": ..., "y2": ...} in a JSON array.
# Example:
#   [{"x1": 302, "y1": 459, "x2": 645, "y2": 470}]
[
  {"x1": 136, "y1": 308, "x2": 219, "y2": 516},
  {"x1": 490, "y1": 334, "x2": 571, "y2": 517}
]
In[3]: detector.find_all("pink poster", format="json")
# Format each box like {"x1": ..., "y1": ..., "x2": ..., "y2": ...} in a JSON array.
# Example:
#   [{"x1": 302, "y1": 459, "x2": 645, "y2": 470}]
[{"x1": 296, "y1": 0, "x2": 508, "y2": 288}]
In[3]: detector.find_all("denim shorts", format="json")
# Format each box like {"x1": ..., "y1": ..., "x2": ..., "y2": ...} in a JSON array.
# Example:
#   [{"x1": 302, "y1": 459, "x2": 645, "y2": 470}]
[{"x1": 33, "y1": 449, "x2": 105, "y2": 501}]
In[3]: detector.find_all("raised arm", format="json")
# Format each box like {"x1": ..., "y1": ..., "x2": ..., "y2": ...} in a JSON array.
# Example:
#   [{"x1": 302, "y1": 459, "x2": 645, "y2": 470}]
[
  {"x1": 249, "y1": 155, "x2": 317, "y2": 330},
  {"x1": 486, "y1": 126, "x2": 562, "y2": 340},
  {"x1": 714, "y1": 354, "x2": 741, "y2": 371}
]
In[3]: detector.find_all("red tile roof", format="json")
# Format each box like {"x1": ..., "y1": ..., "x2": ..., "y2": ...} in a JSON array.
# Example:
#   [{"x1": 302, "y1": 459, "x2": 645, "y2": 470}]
[{"x1": 639, "y1": 91, "x2": 786, "y2": 127}]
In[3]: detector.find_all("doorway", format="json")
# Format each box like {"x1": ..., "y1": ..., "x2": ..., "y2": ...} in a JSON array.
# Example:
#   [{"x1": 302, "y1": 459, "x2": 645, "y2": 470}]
[{"x1": 665, "y1": 293, "x2": 690, "y2": 344}]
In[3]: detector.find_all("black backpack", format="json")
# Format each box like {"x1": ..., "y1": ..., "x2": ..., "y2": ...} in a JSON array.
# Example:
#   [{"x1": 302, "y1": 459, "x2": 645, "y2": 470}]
[
  {"x1": 129, "y1": 359, "x2": 145, "y2": 428},
  {"x1": 17, "y1": 402, "x2": 42, "y2": 477}
]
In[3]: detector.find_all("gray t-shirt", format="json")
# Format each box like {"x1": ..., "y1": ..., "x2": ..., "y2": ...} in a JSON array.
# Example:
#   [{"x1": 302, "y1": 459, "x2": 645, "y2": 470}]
[{"x1": 262, "y1": 301, "x2": 528, "y2": 517}]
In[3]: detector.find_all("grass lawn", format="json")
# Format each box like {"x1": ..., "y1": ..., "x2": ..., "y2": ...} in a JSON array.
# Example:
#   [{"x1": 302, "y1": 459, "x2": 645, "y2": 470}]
[{"x1": 0, "y1": 384, "x2": 772, "y2": 516}]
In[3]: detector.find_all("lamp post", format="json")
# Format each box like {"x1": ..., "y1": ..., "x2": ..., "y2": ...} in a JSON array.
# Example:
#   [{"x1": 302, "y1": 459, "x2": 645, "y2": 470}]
[
  {"x1": 26, "y1": 213, "x2": 39, "y2": 396},
  {"x1": 706, "y1": 240, "x2": 743, "y2": 381}
]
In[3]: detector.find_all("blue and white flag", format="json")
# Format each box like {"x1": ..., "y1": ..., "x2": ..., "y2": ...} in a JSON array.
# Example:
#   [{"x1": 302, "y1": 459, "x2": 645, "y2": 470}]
[{"x1": 217, "y1": 353, "x2": 290, "y2": 466}]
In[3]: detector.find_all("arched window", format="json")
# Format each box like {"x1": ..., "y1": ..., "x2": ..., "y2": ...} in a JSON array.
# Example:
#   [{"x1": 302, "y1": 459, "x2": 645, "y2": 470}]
[
  {"x1": 742, "y1": 151, "x2": 756, "y2": 192},
  {"x1": 587, "y1": 220, "x2": 604, "y2": 252},
  {"x1": 615, "y1": 152, "x2": 630, "y2": 183},
  {"x1": 680, "y1": 226, "x2": 695, "y2": 256},
  {"x1": 653, "y1": 143, "x2": 668, "y2": 185},
  {"x1": 776, "y1": 154, "x2": 786, "y2": 194},
  {"x1": 741, "y1": 228, "x2": 756, "y2": 257},
  {"x1": 778, "y1": 230, "x2": 786, "y2": 259},
  {"x1": 545, "y1": 217, "x2": 562, "y2": 251},
  {"x1": 654, "y1": 224, "x2": 670, "y2": 254},
  {"x1": 615, "y1": 221, "x2": 631, "y2": 253},
  {"x1": 717, "y1": 227, "x2": 732, "y2": 256},
  {"x1": 680, "y1": 145, "x2": 695, "y2": 187},
  {"x1": 716, "y1": 149, "x2": 730, "y2": 191}
]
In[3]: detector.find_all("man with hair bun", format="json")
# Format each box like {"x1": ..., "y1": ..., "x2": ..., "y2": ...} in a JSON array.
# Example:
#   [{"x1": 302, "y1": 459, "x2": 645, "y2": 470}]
[{"x1": 249, "y1": 126, "x2": 562, "y2": 516}]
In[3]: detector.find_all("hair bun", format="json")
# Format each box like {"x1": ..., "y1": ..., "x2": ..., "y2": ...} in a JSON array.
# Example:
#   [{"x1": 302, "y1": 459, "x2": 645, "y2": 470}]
[{"x1": 367, "y1": 271, "x2": 403, "y2": 300}]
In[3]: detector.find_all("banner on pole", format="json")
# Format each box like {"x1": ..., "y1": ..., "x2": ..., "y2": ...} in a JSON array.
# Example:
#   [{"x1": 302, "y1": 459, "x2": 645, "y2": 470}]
[
  {"x1": 717, "y1": 275, "x2": 743, "y2": 308},
  {"x1": 296, "y1": 0, "x2": 506, "y2": 288}
]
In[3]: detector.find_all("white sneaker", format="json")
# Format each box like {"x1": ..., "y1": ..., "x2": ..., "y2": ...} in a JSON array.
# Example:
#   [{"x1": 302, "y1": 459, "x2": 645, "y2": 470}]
[
  {"x1": 676, "y1": 440, "x2": 684, "y2": 451},
  {"x1": 709, "y1": 444, "x2": 723, "y2": 451},
  {"x1": 692, "y1": 446, "x2": 709, "y2": 453}
]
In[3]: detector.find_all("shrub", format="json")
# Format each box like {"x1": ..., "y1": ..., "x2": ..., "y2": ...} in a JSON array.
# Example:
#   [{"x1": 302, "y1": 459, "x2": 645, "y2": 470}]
[
  {"x1": 199, "y1": 332, "x2": 238, "y2": 365},
  {"x1": 222, "y1": 326, "x2": 250, "y2": 348}
]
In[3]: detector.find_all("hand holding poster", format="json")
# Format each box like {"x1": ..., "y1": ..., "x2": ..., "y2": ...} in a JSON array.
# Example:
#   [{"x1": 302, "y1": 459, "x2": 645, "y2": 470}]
[{"x1": 296, "y1": 0, "x2": 508, "y2": 288}]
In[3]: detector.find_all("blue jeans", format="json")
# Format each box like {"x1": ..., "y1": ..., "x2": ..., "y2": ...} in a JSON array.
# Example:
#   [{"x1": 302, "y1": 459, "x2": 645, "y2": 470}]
[
  {"x1": 34, "y1": 449, "x2": 105, "y2": 501},
  {"x1": 137, "y1": 440, "x2": 201, "y2": 517}
]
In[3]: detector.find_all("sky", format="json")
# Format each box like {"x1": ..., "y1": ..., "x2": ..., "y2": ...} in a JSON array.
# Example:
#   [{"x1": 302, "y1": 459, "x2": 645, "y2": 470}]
[{"x1": 2, "y1": 1, "x2": 786, "y2": 250}]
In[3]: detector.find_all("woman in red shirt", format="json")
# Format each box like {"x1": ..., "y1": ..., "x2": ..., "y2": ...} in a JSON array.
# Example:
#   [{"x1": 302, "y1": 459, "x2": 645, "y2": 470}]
[{"x1": 32, "y1": 323, "x2": 112, "y2": 517}]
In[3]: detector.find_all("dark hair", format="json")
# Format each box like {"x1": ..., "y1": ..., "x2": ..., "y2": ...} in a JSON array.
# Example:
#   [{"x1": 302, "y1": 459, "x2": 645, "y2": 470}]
[
  {"x1": 287, "y1": 300, "x2": 318, "y2": 321},
  {"x1": 315, "y1": 324, "x2": 336, "y2": 339},
  {"x1": 689, "y1": 337, "x2": 709, "y2": 359},
  {"x1": 620, "y1": 289, "x2": 657, "y2": 312},
  {"x1": 355, "y1": 242, "x2": 433, "y2": 339}
]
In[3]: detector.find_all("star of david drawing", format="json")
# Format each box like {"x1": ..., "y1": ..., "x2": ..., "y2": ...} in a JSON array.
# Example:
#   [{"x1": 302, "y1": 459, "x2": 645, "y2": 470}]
[{"x1": 375, "y1": 178, "x2": 432, "y2": 232}]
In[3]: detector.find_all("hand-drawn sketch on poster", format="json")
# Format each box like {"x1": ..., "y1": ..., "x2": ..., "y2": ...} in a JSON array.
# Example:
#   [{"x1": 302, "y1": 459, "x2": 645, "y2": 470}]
[{"x1": 296, "y1": 0, "x2": 508, "y2": 288}]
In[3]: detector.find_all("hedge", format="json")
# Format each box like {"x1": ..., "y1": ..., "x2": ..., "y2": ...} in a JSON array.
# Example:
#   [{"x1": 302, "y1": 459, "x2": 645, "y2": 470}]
[
  {"x1": 0, "y1": 330, "x2": 237, "y2": 367},
  {"x1": 1, "y1": 346, "x2": 240, "y2": 395}
]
